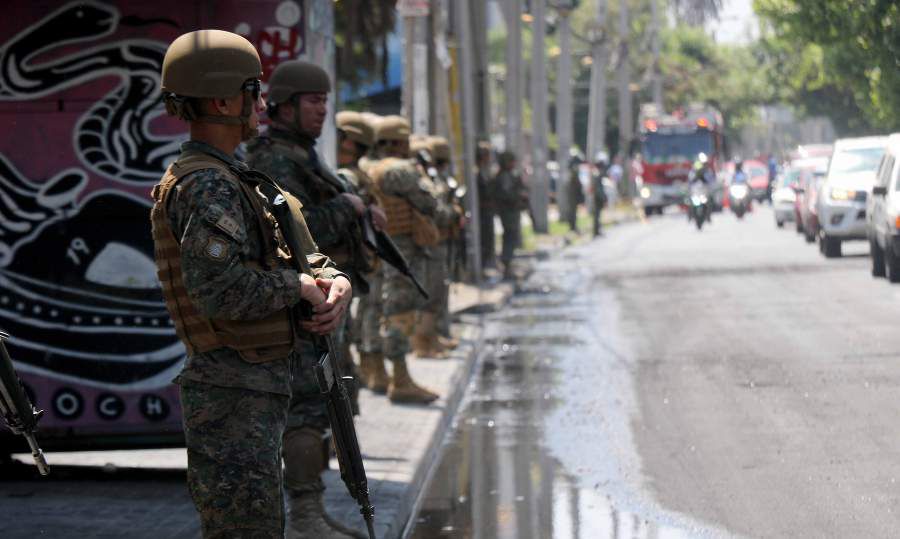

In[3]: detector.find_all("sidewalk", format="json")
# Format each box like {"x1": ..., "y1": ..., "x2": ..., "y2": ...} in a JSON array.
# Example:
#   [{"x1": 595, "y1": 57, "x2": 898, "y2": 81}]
[{"x1": 3, "y1": 281, "x2": 514, "y2": 539}]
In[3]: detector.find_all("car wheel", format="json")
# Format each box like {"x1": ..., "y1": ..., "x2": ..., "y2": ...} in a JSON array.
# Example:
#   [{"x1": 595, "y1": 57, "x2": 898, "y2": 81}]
[
  {"x1": 871, "y1": 239, "x2": 886, "y2": 278},
  {"x1": 821, "y1": 234, "x2": 842, "y2": 258},
  {"x1": 776, "y1": 219, "x2": 784, "y2": 228},
  {"x1": 644, "y1": 206, "x2": 654, "y2": 218}
]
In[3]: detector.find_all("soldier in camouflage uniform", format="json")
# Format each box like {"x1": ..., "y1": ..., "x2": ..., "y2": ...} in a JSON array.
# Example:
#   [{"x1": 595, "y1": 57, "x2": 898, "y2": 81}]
[
  {"x1": 370, "y1": 116, "x2": 440, "y2": 403},
  {"x1": 407, "y1": 136, "x2": 458, "y2": 358},
  {"x1": 494, "y1": 151, "x2": 529, "y2": 280},
  {"x1": 244, "y1": 60, "x2": 369, "y2": 539},
  {"x1": 334, "y1": 111, "x2": 392, "y2": 393},
  {"x1": 152, "y1": 30, "x2": 352, "y2": 538},
  {"x1": 427, "y1": 136, "x2": 464, "y2": 347}
]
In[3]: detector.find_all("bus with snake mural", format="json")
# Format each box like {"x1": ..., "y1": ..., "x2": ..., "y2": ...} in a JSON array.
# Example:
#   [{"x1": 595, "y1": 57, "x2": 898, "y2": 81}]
[{"x1": 0, "y1": 0, "x2": 329, "y2": 456}]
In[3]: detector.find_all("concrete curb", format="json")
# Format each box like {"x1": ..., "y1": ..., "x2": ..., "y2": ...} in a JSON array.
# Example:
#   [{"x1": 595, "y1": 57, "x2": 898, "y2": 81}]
[{"x1": 326, "y1": 284, "x2": 514, "y2": 538}]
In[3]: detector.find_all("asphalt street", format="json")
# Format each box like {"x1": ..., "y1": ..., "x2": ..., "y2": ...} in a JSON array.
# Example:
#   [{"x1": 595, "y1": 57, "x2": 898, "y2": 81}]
[{"x1": 410, "y1": 204, "x2": 900, "y2": 538}]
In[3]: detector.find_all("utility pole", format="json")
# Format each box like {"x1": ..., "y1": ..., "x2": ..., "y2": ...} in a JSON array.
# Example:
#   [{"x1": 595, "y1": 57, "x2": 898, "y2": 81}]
[
  {"x1": 401, "y1": 3, "x2": 430, "y2": 135},
  {"x1": 530, "y1": 0, "x2": 549, "y2": 233},
  {"x1": 504, "y1": 0, "x2": 523, "y2": 154},
  {"x1": 303, "y1": 0, "x2": 336, "y2": 166},
  {"x1": 650, "y1": 0, "x2": 663, "y2": 109},
  {"x1": 453, "y1": 0, "x2": 482, "y2": 283},
  {"x1": 472, "y1": 0, "x2": 491, "y2": 140},
  {"x1": 586, "y1": 0, "x2": 608, "y2": 166},
  {"x1": 617, "y1": 0, "x2": 633, "y2": 196},
  {"x1": 556, "y1": 2, "x2": 574, "y2": 225}
]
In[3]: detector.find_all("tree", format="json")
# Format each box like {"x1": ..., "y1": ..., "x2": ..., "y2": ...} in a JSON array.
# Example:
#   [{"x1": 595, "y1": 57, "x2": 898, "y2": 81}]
[
  {"x1": 754, "y1": 0, "x2": 900, "y2": 134},
  {"x1": 334, "y1": 0, "x2": 397, "y2": 88}
]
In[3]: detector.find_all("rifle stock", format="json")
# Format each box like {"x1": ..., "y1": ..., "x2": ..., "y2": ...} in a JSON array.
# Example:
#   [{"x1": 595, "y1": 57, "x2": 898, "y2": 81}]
[
  {"x1": 0, "y1": 332, "x2": 49, "y2": 475},
  {"x1": 268, "y1": 193, "x2": 376, "y2": 539}
]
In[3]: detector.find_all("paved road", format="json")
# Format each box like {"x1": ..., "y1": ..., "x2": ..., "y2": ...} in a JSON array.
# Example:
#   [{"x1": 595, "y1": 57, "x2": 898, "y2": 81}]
[
  {"x1": 593, "y1": 206, "x2": 900, "y2": 537},
  {"x1": 410, "y1": 205, "x2": 900, "y2": 538}
]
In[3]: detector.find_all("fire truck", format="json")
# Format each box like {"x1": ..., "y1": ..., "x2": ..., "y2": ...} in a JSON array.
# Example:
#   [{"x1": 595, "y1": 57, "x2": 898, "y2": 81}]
[{"x1": 635, "y1": 103, "x2": 726, "y2": 215}]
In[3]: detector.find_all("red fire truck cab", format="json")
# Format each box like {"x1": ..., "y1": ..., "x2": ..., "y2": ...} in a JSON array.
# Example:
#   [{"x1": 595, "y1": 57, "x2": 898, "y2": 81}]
[{"x1": 635, "y1": 103, "x2": 726, "y2": 215}]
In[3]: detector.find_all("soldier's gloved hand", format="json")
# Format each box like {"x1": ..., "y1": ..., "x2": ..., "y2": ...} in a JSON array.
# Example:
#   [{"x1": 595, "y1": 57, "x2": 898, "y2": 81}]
[
  {"x1": 298, "y1": 273, "x2": 327, "y2": 305},
  {"x1": 369, "y1": 204, "x2": 387, "y2": 231},
  {"x1": 300, "y1": 275, "x2": 352, "y2": 335},
  {"x1": 340, "y1": 193, "x2": 367, "y2": 216}
]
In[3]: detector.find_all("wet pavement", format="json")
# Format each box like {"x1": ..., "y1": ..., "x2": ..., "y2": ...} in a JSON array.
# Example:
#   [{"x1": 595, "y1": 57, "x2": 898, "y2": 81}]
[
  {"x1": 407, "y1": 278, "x2": 697, "y2": 537},
  {"x1": 408, "y1": 205, "x2": 900, "y2": 538}
]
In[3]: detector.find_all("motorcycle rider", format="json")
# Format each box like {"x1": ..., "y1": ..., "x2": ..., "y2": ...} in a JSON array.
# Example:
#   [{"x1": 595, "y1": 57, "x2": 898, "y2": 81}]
[{"x1": 688, "y1": 153, "x2": 714, "y2": 223}]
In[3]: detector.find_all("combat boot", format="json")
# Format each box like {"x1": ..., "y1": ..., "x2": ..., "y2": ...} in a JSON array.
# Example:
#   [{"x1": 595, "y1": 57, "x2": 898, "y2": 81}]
[
  {"x1": 387, "y1": 358, "x2": 439, "y2": 404},
  {"x1": 359, "y1": 351, "x2": 390, "y2": 394},
  {"x1": 412, "y1": 312, "x2": 449, "y2": 359},
  {"x1": 286, "y1": 491, "x2": 366, "y2": 539}
]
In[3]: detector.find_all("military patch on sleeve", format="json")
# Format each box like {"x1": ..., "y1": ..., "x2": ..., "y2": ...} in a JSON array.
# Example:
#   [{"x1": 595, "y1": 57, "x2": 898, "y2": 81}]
[
  {"x1": 215, "y1": 214, "x2": 240, "y2": 239},
  {"x1": 204, "y1": 236, "x2": 229, "y2": 261}
]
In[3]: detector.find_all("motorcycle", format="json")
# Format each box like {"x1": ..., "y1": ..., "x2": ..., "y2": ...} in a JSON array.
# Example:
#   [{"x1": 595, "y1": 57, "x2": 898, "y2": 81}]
[
  {"x1": 729, "y1": 182, "x2": 752, "y2": 218},
  {"x1": 687, "y1": 183, "x2": 711, "y2": 230}
]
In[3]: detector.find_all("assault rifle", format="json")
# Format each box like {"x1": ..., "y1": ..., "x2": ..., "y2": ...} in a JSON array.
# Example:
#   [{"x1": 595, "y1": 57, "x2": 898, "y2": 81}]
[
  {"x1": 0, "y1": 332, "x2": 49, "y2": 475},
  {"x1": 333, "y1": 171, "x2": 429, "y2": 300},
  {"x1": 268, "y1": 194, "x2": 376, "y2": 539},
  {"x1": 360, "y1": 209, "x2": 429, "y2": 300}
]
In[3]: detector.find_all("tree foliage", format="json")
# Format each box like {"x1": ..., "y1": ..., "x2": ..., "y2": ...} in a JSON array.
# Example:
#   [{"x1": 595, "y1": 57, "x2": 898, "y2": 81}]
[
  {"x1": 334, "y1": 0, "x2": 397, "y2": 88},
  {"x1": 754, "y1": 0, "x2": 900, "y2": 134}
]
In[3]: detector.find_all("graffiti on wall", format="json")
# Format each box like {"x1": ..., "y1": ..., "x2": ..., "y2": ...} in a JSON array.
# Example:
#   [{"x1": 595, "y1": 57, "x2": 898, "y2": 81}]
[{"x1": 0, "y1": 0, "x2": 309, "y2": 434}]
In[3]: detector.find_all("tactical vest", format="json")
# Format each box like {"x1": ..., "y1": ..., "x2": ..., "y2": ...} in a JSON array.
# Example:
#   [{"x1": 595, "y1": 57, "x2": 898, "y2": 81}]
[
  {"x1": 265, "y1": 137, "x2": 358, "y2": 265},
  {"x1": 368, "y1": 158, "x2": 414, "y2": 236},
  {"x1": 150, "y1": 153, "x2": 309, "y2": 363}
]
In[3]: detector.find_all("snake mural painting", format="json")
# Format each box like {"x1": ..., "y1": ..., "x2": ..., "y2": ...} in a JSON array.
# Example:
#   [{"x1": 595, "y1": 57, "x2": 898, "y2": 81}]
[{"x1": 0, "y1": 0, "x2": 307, "y2": 449}]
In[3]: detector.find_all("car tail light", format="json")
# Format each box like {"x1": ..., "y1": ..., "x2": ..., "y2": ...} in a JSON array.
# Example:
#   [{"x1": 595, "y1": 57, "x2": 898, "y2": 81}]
[{"x1": 895, "y1": 216, "x2": 900, "y2": 230}]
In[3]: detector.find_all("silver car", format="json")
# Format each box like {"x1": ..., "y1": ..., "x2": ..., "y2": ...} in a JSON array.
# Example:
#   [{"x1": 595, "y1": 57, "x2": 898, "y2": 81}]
[
  {"x1": 817, "y1": 136, "x2": 888, "y2": 257},
  {"x1": 867, "y1": 134, "x2": 900, "y2": 281}
]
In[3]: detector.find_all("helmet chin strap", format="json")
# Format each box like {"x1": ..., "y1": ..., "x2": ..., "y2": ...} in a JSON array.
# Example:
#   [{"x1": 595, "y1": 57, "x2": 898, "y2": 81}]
[{"x1": 195, "y1": 89, "x2": 258, "y2": 139}]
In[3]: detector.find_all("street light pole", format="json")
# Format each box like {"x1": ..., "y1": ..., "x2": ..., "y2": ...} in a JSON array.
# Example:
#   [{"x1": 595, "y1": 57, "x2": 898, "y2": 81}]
[
  {"x1": 454, "y1": 0, "x2": 482, "y2": 283},
  {"x1": 617, "y1": 0, "x2": 633, "y2": 196},
  {"x1": 504, "y1": 0, "x2": 523, "y2": 155},
  {"x1": 586, "y1": 0, "x2": 608, "y2": 166},
  {"x1": 556, "y1": 3, "x2": 574, "y2": 225},
  {"x1": 530, "y1": 0, "x2": 549, "y2": 233}
]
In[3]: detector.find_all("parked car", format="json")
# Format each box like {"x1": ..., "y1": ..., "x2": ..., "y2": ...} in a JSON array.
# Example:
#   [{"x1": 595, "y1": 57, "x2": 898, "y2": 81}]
[
  {"x1": 817, "y1": 136, "x2": 888, "y2": 257},
  {"x1": 867, "y1": 134, "x2": 900, "y2": 281},
  {"x1": 773, "y1": 170, "x2": 799, "y2": 227},
  {"x1": 793, "y1": 157, "x2": 831, "y2": 242}
]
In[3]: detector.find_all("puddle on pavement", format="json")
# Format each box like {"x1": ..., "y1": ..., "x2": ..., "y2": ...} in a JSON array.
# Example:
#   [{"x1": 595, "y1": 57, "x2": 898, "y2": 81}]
[{"x1": 407, "y1": 288, "x2": 695, "y2": 539}]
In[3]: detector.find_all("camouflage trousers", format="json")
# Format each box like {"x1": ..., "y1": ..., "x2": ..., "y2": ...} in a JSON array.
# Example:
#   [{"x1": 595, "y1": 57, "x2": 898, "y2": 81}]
[
  {"x1": 180, "y1": 381, "x2": 289, "y2": 539},
  {"x1": 424, "y1": 241, "x2": 452, "y2": 336},
  {"x1": 356, "y1": 268, "x2": 384, "y2": 355},
  {"x1": 382, "y1": 235, "x2": 427, "y2": 360}
]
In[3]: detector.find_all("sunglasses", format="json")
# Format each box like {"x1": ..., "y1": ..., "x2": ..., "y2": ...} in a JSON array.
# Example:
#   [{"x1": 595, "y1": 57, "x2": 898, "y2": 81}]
[{"x1": 242, "y1": 79, "x2": 261, "y2": 100}]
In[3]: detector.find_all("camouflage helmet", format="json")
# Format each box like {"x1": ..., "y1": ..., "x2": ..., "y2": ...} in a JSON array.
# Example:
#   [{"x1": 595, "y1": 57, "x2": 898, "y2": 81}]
[
  {"x1": 336, "y1": 111, "x2": 376, "y2": 148},
  {"x1": 267, "y1": 60, "x2": 332, "y2": 105},
  {"x1": 161, "y1": 30, "x2": 261, "y2": 98},
  {"x1": 409, "y1": 134, "x2": 431, "y2": 155},
  {"x1": 427, "y1": 136, "x2": 451, "y2": 161},
  {"x1": 376, "y1": 115, "x2": 411, "y2": 142}
]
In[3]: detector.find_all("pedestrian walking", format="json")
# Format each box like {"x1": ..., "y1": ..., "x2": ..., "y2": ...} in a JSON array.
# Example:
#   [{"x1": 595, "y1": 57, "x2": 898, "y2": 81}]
[
  {"x1": 245, "y1": 59, "x2": 370, "y2": 538},
  {"x1": 152, "y1": 30, "x2": 351, "y2": 538}
]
